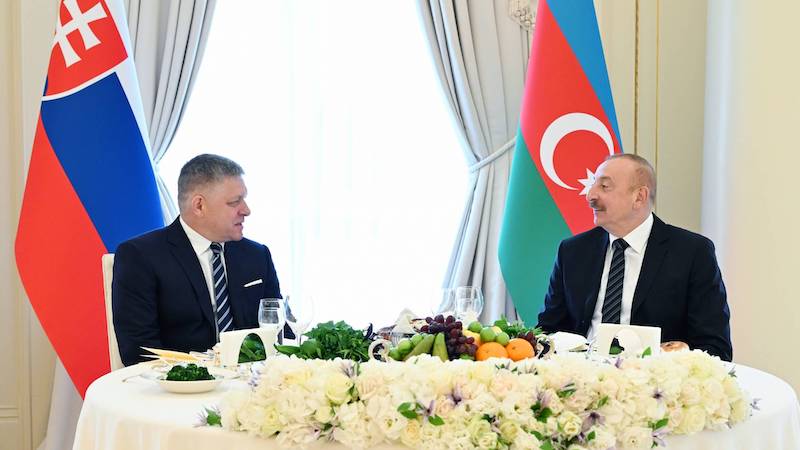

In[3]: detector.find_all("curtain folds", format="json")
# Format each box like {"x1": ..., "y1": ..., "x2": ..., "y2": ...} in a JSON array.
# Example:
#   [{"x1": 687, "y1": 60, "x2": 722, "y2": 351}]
[
  {"x1": 126, "y1": 0, "x2": 217, "y2": 221},
  {"x1": 417, "y1": 0, "x2": 533, "y2": 322}
]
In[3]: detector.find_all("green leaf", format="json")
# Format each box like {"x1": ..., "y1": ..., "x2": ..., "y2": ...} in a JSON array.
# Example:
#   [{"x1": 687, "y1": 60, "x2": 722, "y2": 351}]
[
  {"x1": 642, "y1": 347, "x2": 653, "y2": 357},
  {"x1": 531, "y1": 430, "x2": 544, "y2": 441},
  {"x1": 597, "y1": 395, "x2": 609, "y2": 409},
  {"x1": 609, "y1": 345, "x2": 623, "y2": 355},
  {"x1": 536, "y1": 407, "x2": 553, "y2": 423},
  {"x1": 558, "y1": 383, "x2": 577, "y2": 398},
  {"x1": 399, "y1": 410, "x2": 418, "y2": 419},
  {"x1": 539, "y1": 440, "x2": 555, "y2": 450},
  {"x1": 205, "y1": 408, "x2": 222, "y2": 427},
  {"x1": 587, "y1": 430, "x2": 596, "y2": 441},
  {"x1": 428, "y1": 415, "x2": 444, "y2": 426},
  {"x1": 652, "y1": 417, "x2": 669, "y2": 430}
]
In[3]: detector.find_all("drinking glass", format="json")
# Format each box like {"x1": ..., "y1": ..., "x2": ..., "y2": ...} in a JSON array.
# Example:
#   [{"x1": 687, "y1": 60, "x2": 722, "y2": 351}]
[
  {"x1": 284, "y1": 295, "x2": 315, "y2": 344},
  {"x1": 258, "y1": 298, "x2": 286, "y2": 343},
  {"x1": 454, "y1": 286, "x2": 484, "y2": 323}
]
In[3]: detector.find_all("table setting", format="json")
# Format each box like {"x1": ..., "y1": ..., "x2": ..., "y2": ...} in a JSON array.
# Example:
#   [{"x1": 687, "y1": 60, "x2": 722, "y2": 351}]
[{"x1": 73, "y1": 288, "x2": 800, "y2": 450}]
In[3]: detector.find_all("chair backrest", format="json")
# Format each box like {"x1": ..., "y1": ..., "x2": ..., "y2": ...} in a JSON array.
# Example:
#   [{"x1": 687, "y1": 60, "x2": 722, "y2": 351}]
[{"x1": 102, "y1": 253, "x2": 124, "y2": 370}]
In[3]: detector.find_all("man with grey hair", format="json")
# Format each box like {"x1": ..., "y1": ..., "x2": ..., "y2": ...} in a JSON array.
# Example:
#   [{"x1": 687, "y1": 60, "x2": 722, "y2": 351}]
[
  {"x1": 112, "y1": 154, "x2": 281, "y2": 366},
  {"x1": 538, "y1": 154, "x2": 732, "y2": 361}
]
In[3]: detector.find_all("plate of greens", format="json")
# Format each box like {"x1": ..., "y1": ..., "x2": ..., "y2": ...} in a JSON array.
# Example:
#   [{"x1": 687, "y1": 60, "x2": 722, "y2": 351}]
[{"x1": 154, "y1": 363, "x2": 226, "y2": 394}]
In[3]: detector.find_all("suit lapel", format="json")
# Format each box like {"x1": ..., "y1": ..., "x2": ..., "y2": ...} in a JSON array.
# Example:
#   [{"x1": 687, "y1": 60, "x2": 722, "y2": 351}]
[
  {"x1": 631, "y1": 215, "x2": 670, "y2": 317},
  {"x1": 167, "y1": 219, "x2": 215, "y2": 327},
  {"x1": 581, "y1": 230, "x2": 609, "y2": 330}
]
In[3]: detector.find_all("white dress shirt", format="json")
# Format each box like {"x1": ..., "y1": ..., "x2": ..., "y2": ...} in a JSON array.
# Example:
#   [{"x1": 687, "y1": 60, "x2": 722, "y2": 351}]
[
  {"x1": 587, "y1": 213, "x2": 654, "y2": 341},
  {"x1": 179, "y1": 217, "x2": 227, "y2": 337}
]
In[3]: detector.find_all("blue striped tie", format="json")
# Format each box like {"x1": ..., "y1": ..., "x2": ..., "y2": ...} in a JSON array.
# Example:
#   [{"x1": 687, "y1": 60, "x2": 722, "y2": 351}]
[
  {"x1": 210, "y1": 242, "x2": 233, "y2": 335},
  {"x1": 601, "y1": 238, "x2": 629, "y2": 324}
]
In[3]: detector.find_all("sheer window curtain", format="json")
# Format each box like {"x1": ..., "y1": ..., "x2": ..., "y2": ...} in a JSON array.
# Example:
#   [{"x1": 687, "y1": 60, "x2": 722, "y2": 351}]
[
  {"x1": 38, "y1": 2, "x2": 216, "y2": 449},
  {"x1": 417, "y1": 0, "x2": 534, "y2": 322},
  {"x1": 159, "y1": 1, "x2": 467, "y2": 329}
]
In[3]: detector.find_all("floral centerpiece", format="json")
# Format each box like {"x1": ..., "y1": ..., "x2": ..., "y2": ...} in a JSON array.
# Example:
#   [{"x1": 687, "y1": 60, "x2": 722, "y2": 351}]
[{"x1": 210, "y1": 349, "x2": 753, "y2": 450}]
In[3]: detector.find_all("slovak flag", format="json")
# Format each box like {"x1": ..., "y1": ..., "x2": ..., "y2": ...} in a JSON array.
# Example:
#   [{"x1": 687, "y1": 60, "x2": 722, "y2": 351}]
[
  {"x1": 498, "y1": 0, "x2": 623, "y2": 322},
  {"x1": 15, "y1": 0, "x2": 163, "y2": 397}
]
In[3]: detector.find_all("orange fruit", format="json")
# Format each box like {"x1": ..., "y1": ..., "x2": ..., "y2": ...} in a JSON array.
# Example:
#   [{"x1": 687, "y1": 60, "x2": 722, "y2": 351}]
[
  {"x1": 475, "y1": 342, "x2": 509, "y2": 361},
  {"x1": 505, "y1": 338, "x2": 535, "y2": 361}
]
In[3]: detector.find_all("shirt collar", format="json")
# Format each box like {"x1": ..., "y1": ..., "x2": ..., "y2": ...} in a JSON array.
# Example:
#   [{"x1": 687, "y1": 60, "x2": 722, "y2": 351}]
[
  {"x1": 179, "y1": 216, "x2": 223, "y2": 256},
  {"x1": 608, "y1": 213, "x2": 654, "y2": 254}
]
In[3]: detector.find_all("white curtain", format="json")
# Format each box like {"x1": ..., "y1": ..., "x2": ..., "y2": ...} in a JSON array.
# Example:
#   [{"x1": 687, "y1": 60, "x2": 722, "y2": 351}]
[
  {"x1": 417, "y1": 0, "x2": 533, "y2": 321},
  {"x1": 38, "y1": 2, "x2": 216, "y2": 448},
  {"x1": 126, "y1": 0, "x2": 217, "y2": 220}
]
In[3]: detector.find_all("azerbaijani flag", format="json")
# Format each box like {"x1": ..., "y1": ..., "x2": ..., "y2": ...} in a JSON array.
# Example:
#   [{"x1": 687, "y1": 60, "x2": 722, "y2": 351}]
[
  {"x1": 15, "y1": 0, "x2": 163, "y2": 396},
  {"x1": 499, "y1": 0, "x2": 622, "y2": 323}
]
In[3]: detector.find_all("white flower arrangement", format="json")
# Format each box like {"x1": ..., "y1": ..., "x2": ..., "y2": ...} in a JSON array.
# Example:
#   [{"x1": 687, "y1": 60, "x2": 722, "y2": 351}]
[{"x1": 217, "y1": 350, "x2": 752, "y2": 450}]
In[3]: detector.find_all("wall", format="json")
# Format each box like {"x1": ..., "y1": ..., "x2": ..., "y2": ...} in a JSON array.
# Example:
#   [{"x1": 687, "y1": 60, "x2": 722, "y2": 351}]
[{"x1": 0, "y1": 0, "x2": 59, "y2": 449}]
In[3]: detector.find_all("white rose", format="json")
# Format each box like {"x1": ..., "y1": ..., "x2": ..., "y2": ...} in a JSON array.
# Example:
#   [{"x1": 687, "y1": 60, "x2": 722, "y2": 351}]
[
  {"x1": 512, "y1": 430, "x2": 541, "y2": 450},
  {"x1": 325, "y1": 372, "x2": 354, "y2": 405},
  {"x1": 467, "y1": 417, "x2": 492, "y2": 441},
  {"x1": 619, "y1": 425, "x2": 653, "y2": 449},
  {"x1": 676, "y1": 405, "x2": 706, "y2": 434},
  {"x1": 470, "y1": 363, "x2": 496, "y2": 385},
  {"x1": 489, "y1": 372, "x2": 517, "y2": 399},
  {"x1": 558, "y1": 411, "x2": 583, "y2": 438},
  {"x1": 260, "y1": 406, "x2": 282, "y2": 437},
  {"x1": 275, "y1": 423, "x2": 318, "y2": 448},
  {"x1": 476, "y1": 432, "x2": 499, "y2": 450},
  {"x1": 701, "y1": 378, "x2": 725, "y2": 413},
  {"x1": 730, "y1": 399, "x2": 749, "y2": 423},
  {"x1": 314, "y1": 405, "x2": 334, "y2": 423},
  {"x1": 498, "y1": 420, "x2": 521, "y2": 442},
  {"x1": 680, "y1": 379, "x2": 701, "y2": 406},
  {"x1": 400, "y1": 419, "x2": 422, "y2": 448},
  {"x1": 587, "y1": 426, "x2": 616, "y2": 450},
  {"x1": 722, "y1": 376, "x2": 742, "y2": 401}
]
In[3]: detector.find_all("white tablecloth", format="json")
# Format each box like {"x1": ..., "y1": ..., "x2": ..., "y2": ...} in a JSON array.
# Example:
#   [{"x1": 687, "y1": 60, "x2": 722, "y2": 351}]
[{"x1": 73, "y1": 362, "x2": 800, "y2": 450}]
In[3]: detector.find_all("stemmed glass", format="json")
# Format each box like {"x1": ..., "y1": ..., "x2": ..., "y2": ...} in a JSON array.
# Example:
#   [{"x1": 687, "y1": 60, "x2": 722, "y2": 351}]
[
  {"x1": 284, "y1": 295, "x2": 315, "y2": 344},
  {"x1": 258, "y1": 298, "x2": 286, "y2": 343},
  {"x1": 454, "y1": 286, "x2": 484, "y2": 323}
]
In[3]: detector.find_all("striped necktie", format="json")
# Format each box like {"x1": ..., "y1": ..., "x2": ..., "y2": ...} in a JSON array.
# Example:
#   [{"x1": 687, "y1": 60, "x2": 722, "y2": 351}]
[
  {"x1": 601, "y1": 238, "x2": 629, "y2": 324},
  {"x1": 210, "y1": 242, "x2": 233, "y2": 335}
]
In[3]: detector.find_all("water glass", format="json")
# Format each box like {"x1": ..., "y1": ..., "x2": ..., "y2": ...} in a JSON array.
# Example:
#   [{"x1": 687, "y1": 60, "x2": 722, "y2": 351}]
[
  {"x1": 258, "y1": 298, "x2": 286, "y2": 343},
  {"x1": 454, "y1": 286, "x2": 484, "y2": 322}
]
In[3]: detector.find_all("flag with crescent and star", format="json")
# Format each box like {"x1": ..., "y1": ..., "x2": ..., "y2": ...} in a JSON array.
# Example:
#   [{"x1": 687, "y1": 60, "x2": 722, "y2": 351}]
[
  {"x1": 15, "y1": 0, "x2": 163, "y2": 397},
  {"x1": 499, "y1": 0, "x2": 622, "y2": 323}
]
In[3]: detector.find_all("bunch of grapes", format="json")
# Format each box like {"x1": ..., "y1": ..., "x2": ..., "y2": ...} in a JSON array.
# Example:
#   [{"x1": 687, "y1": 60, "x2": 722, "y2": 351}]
[{"x1": 421, "y1": 314, "x2": 478, "y2": 359}]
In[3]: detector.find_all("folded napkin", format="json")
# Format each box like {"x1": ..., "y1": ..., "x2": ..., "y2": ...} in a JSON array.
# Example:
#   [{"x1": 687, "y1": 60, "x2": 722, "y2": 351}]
[{"x1": 218, "y1": 327, "x2": 279, "y2": 367}]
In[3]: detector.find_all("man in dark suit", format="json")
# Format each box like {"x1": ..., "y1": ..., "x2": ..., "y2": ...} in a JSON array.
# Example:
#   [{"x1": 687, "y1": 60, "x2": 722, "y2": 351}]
[
  {"x1": 538, "y1": 154, "x2": 732, "y2": 361},
  {"x1": 112, "y1": 154, "x2": 281, "y2": 366}
]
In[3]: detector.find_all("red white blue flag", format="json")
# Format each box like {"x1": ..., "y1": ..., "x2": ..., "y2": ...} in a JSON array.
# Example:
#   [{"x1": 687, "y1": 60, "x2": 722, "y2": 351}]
[{"x1": 15, "y1": 0, "x2": 163, "y2": 396}]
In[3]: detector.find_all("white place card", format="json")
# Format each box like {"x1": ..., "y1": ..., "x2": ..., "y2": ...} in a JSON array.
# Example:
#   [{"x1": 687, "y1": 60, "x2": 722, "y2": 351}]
[
  {"x1": 595, "y1": 323, "x2": 661, "y2": 357},
  {"x1": 219, "y1": 327, "x2": 278, "y2": 366}
]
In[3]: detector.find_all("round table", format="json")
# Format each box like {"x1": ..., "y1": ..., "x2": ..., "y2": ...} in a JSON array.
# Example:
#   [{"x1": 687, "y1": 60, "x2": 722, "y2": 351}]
[{"x1": 73, "y1": 362, "x2": 800, "y2": 450}]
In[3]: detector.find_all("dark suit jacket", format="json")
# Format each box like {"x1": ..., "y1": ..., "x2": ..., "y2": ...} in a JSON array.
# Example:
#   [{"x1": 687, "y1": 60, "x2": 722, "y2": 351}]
[
  {"x1": 537, "y1": 215, "x2": 732, "y2": 361},
  {"x1": 112, "y1": 218, "x2": 281, "y2": 366}
]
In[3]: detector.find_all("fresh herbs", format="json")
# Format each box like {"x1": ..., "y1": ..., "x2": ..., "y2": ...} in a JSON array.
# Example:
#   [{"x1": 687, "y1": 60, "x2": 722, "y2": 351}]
[
  {"x1": 165, "y1": 363, "x2": 214, "y2": 381},
  {"x1": 275, "y1": 321, "x2": 373, "y2": 361},
  {"x1": 238, "y1": 334, "x2": 267, "y2": 363},
  {"x1": 493, "y1": 316, "x2": 541, "y2": 339}
]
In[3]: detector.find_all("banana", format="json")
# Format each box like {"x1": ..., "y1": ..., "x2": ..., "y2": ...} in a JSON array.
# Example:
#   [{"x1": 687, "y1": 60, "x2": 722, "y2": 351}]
[
  {"x1": 432, "y1": 332, "x2": 448, "y2": 362},
  {"x1": 403, "y1": 334, "x2": 435, "y2": 361}
]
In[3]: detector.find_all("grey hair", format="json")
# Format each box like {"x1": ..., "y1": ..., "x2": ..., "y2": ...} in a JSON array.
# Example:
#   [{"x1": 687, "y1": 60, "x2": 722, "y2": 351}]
[
  {"x1": 177, "y1": 154, "x2": 244, "y2": 210},
  {"x1": 606, "y1": 153, "x2": 657, "y2": 205}
]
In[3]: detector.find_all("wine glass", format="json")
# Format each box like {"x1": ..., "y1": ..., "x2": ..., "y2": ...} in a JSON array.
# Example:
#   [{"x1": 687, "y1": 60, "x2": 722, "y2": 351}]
[
  {"x1": 454, "y1": 286, "x2": 484, "y2": 323},
  {"x1": 258, "y1": 298, "x2": 286, "y2": 343},
  {"x1": 284, "y1": 294, "x2": 315, "y2": 344}
]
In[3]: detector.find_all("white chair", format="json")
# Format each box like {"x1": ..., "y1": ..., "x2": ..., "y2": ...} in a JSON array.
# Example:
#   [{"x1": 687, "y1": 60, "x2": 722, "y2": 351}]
[{"x1": 102, "y1": 253, "x2": 124, "y2": 370}]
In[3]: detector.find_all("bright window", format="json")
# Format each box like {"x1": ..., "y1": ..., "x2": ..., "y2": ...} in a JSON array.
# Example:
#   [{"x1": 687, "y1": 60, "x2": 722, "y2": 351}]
[{"x1": 159, "y1": 0, "x2": 467, "y2": 328}]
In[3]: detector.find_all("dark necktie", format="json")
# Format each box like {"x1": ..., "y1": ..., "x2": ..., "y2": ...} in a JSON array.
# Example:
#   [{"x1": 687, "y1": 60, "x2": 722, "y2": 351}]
[
  {"x1": 210, "y1": 242, "x2": 233, "y2": 335},
  {"x1": 601, "y1": 238, "x2": 629, "y2": 324}
]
